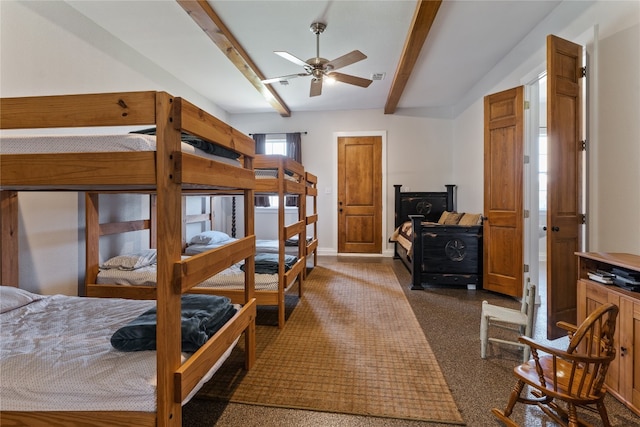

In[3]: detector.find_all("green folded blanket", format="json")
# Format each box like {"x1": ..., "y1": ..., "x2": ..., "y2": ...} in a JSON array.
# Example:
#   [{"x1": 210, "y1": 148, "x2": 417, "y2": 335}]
[{"x1": 111, "y1": 294, "x2": 237, "y2": 352}]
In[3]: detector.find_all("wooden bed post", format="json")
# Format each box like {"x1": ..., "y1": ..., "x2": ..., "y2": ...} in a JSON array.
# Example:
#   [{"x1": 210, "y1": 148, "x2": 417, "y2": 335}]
[
  {"x1": 1, "y1": 190, "x2": 19, "y2": 286},
  {"x1": 243, "y1": 155, "x2": 256, "y2": 369},
  {"x1": 393, "y1": 184, "x2": 403, "y2": 229},
  {"x1": 154, "y1": 92, "x2": 183, "y2": 427},
  {"x1": 410, "y1": 215, "x2": 425, "y2": 290},
  {"x1": 445, "y1": 184, "x2": 457, "y2": 212},
  {"x1": 392, "y1": 185, "x2": 404, "y2": 260},
  {"x1": 85, "y1": 193, "x2": 100, "y2": 293}
]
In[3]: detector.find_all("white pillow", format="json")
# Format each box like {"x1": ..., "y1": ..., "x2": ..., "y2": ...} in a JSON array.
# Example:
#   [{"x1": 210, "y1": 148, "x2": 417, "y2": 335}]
[
  {"x1": 0, "y1": 286, "x2": 44, "y2": 314},
  {"x1": 189, "y1": 230, "x2": 232, "y2": 245},
  {"x1": 100, "y1": 249, "x2": 157, "y2": 270}
]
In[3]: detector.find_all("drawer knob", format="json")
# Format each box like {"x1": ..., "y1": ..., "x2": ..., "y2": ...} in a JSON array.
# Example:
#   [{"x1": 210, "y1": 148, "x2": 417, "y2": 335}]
[{"x1": 620, "y1": 346, "x2": 628, "y2": 356}]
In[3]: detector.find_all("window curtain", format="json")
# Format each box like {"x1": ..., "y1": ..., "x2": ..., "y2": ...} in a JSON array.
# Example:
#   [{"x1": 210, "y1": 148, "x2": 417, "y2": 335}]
[
  {"x1": 285, "y1": 132, "x2": 302, "y2": 207},
  {"x1": 252, "y1": 133, "x2": 270, "y2": 207}
]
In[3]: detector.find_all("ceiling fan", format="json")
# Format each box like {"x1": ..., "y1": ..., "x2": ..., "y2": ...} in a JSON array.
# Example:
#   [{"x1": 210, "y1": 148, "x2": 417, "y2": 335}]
[{"x1": 262, "y1": 22, "x2": 373, "y2": 97}]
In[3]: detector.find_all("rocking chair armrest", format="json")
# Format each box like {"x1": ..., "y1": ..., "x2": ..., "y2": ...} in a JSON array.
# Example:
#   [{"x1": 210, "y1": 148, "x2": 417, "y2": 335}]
[
  {"x1": 518, "y1": 336, "x2": 614, "y2": 364},
  {"x1": 518, "y1": 336, "x2": 570, "y2": 358}
]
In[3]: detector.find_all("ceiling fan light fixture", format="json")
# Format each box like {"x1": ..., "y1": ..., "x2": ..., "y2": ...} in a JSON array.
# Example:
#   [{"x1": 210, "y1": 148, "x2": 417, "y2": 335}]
[{"x1": 263, "y1": 21, "x2": 372, "y2": 97}]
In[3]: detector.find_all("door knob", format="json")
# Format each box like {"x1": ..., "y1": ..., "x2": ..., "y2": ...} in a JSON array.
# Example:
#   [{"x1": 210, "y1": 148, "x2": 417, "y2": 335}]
[
  {"x1": 543, "y1": 226, "x2": 547, "y2": 231},
  {"x1": 551, "y1": 226, "x2": 560, "y2": 232}
]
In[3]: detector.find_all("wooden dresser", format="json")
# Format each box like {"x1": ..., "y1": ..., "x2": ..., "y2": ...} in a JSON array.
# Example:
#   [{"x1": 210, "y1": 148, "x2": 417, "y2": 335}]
[{"x1": 576, "y1": 252, "x2": 640, "y2": 416}]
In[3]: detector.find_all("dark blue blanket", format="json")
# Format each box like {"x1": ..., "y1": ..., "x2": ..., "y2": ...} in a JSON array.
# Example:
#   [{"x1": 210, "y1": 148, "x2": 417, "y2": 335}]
[
  {"x1": 241, "y1": 253, "x2": 298, "y2": 274},
  {"x1": 111, "y1": 294, "x2": 237, "y2": 352},
  {"x1": 131, "y1": 127, "x2": 240, "y2": 160}
]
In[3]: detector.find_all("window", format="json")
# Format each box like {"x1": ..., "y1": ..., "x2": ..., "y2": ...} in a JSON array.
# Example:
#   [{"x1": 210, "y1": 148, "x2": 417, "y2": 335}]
[
  {"x1": 264, "y1": 135, "x2": 287, "y2": 155},
  {"x1": 265, "y1": 134, "x2": 287, "y2": 207}
]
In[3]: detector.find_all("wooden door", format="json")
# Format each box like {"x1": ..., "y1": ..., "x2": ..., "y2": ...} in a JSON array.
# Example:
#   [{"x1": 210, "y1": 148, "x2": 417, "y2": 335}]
[
  {"x1": 483, "y1": 86, "x2": 524, "y2": 297},
  {"x1": 337, "y1": 136, "x2": 382, "y2": 253},
  {"x1": 546, "y1": 34, "x2": 584, "y2": 339}
]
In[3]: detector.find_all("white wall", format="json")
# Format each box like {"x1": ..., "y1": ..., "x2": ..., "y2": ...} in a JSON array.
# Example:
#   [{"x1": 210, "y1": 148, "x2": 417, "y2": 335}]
[
  {"x1": 229, "y1": 110, "x2": 454, "y2": 255},
  {"x1": 596, "y1": 22, "x2": 640, "y2": 252}
]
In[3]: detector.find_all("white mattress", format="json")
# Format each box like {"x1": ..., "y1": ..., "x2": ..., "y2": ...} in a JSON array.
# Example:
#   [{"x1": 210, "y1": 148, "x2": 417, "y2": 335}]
[
  {"x1": 256, "y1": 239, "x2": 301, "y2": 254},
  {"x1": 255, "y1": 168, "x2": 299, "y2": 181},
  {"x1": 186, "y1": 239, "x2": 299, "y2": 256},
  {"x1": 0, "y1": 292, "x2": 239, "y2": 412},
  {"x1": 98, "y1": 262, "x2": 280, "y2": 292},
  {"x1": 0, "y1": 134, "x2": 240, "y2": 166}
]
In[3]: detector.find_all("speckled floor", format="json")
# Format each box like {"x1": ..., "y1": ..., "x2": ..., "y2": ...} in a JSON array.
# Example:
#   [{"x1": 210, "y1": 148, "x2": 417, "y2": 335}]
[{"x1": 183, "y1": 256, "x2": 640, "y2": 427}]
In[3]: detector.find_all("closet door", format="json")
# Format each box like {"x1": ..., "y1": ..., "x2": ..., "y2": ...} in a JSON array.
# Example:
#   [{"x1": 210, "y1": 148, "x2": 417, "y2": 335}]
[
  {"x1": 546, "y1": 34, "x2": 584, "y2": 339},
  {"x1": 483, "y1": 86, "x2": 525, "y2": 298}
]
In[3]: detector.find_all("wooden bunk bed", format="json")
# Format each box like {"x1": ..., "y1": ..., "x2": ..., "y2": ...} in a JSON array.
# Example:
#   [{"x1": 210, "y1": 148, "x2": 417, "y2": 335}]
[
  {"x1": 190, "y1": 154, "x2": 305, "y2": 328},
  {"x1": 84, "y1": 155, "x2": 308, "y2": 329},
  {"x1": 253, "y1": 154, "x2": 306, "y2": 324},
  {"x1": 0, "y1": 91, "x2": 257, "y2": 427},
  {"x1": 304, "y1": 171, "x2": 319, "y2": 278},
  {"x1": 390, "y1": 184, "x2": 483, "y2": 290}
]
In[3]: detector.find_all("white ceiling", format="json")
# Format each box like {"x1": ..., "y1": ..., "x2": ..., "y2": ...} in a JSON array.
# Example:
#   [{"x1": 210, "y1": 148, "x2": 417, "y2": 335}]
[{"x1": 64, "y1": 0, "x2": 562, "y2": 116}]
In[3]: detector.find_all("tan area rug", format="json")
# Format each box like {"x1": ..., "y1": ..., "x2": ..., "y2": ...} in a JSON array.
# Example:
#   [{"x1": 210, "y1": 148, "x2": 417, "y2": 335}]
[{"x1": 196, "y1": 262, "x2": 464, "y2": 424}]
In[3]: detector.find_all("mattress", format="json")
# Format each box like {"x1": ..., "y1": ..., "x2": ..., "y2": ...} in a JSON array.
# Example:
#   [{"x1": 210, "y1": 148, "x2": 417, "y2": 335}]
[
  {"x1": 256, "y1": 239, "x2": 301, "y2": 254},
  {"x1": 186, "y1": 239, "x2": 303, "y2": 256},
  {"x1": 255, "y1": 168, "x2": 299, "y2": 181},
  {"x1": 97, "y1": 262, "x2": 280, "y2": 292},
  {"x1": 0, "y1": 289, "x2": 239, "y2": 412},
  {"x1": 0, "y1": 134, "x2": 241, "y2": 166},
  {"x1": 389, "y1": 221, "x2": 413, "y2": 252}
]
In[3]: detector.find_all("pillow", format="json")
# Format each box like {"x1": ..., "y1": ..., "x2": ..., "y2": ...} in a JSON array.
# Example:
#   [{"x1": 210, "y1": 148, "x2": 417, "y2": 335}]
[
  {"x1": 443, "y1": 212, "x2": 464, "y2": 225},
  {"x1": 0, "y1": 286, "x2": 44, "y2": 314},
  {"x1": 438, "y1": 211, "x2": 451, "y2": 224},
  {"x1": 100, "y1": 249, "x2": 157, "y2": 270},
  {"x1": 189, "y1": 230, "x2": 232, "y2": 245},
  {"x1": 458, "y1": 213, "x2": 482, "y2": 226}
]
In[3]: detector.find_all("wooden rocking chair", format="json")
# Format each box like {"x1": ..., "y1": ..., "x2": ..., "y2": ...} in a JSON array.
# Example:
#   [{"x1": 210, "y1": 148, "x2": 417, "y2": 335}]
[{"x1": 492, "y1": 302, "x2": 619, "y2": 427}]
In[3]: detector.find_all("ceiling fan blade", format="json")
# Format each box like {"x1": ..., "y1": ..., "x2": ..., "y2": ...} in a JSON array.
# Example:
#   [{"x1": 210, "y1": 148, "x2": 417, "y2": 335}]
[
  {"x1": 325, "y1": 50, "x2": 367, "y2": 71},
  {"x1": 274, "y1": 51, "x2": 309, "y2": 68},
  {"x1": 310, "y1": 78, "x2": 323, "y2": 97},
  {"x1": 330, "y1": 72, "x2": 373, "y2": 88},
  {"x1": 262, "y1": 73, "x2": 308, "y2": 84}
]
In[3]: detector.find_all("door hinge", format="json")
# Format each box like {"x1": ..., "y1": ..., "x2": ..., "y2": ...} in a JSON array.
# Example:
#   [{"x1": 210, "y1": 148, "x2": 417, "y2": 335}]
[
  {"x1": 579, "y1": 213, "x2": 586, "y2": 224},
  {"x1": 524, "y1": 209, "x2": 530, "y2": 218},
  {"x1": 581, "y1": 66, "x2": 587, "y2": 78},
  {"x1": 524, "y1": 100, "x2": 530, "y2": 110},
  {"x1": 524, "y1": 155, "x2": 530, "y2": 164},
  {"x1": 580, "y1": 140, "x2": 587, "y2": 151},
  {"x1": 524, "y1": 264, "x2": 530, "y2": 273}
]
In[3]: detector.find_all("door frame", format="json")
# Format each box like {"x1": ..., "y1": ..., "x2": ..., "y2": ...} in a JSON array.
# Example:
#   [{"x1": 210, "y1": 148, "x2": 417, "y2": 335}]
[
  {"x1": 521, "y1": 64, "x2": 547, "y2": 305},
  {"x1": 332, "y1": 131, "x2": 388, "y2": 256}
]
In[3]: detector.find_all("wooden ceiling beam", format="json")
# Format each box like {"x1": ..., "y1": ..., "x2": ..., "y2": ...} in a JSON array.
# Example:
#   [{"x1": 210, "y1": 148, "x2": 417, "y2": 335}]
[
  {"x1": 177, "y1": 0, "x2": 291, "y2": 117},
  {"x1": 384, "y1": 0, "x2": 442, "y2": 115}
]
